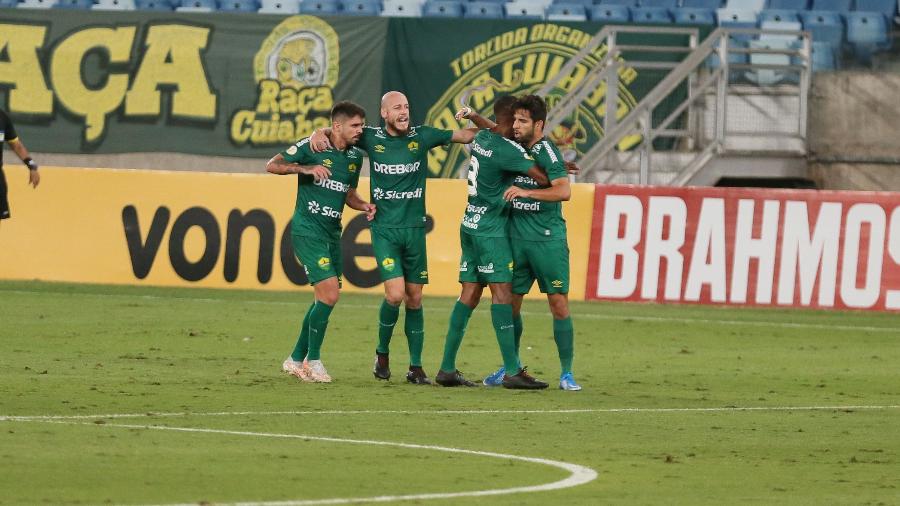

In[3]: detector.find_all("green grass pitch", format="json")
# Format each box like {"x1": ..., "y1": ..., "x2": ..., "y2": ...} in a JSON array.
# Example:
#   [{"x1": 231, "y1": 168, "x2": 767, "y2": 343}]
[{"x1": 1, "y1": 280, "x2": 898, "y2": 505}]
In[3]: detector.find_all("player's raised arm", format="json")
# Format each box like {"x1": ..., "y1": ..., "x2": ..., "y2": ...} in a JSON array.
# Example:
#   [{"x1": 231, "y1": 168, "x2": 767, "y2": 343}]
[
  {"x1": 505, "y1": 176, "x2": 570, "y2": 202},
  {"x1": 455, "y1": 107, "x2": 497, "y2": 132}
]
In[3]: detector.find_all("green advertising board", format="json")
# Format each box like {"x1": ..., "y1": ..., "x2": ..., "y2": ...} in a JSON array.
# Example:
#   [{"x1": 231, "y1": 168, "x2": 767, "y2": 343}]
[{"x1": 1, "y1": 12, "x2": 693, "y2": 172}]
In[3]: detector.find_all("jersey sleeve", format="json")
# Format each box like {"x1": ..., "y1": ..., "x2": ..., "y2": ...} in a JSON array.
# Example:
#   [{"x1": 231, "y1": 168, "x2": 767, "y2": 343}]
[
  {"x1": 418, "y1": 125, "x2": 453, "y2": 149},
  {"x1": 357, "y1": 127, "x2": 377, "y2": 151},
  {"x1": 499, "y1": 138, "x2": 535, "y2": 174},
  {"x1": 0, "y1": 111, "x2": 18, "y2": 142},
  {"x1": 280, "y1": 138, "x2": 316, "y2": 165},
  {"x1": 538, "y1": 140, "x2": 568, "y2": 181}
]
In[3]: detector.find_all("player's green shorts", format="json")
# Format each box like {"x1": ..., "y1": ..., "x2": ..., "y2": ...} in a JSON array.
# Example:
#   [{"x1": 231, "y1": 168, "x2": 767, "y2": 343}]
[
  {"x1": 292, "y1": 234, "x2": 342, "y2": 286},
  {"x1": 512, "y1": 239, "x2": 570, "y2": 294},
  {"x1": 372, "y1": 226, "x2": 429, "y2": 284},
  {"x1": 458, "y1": 231, "x2": 514, "y2": 284}
]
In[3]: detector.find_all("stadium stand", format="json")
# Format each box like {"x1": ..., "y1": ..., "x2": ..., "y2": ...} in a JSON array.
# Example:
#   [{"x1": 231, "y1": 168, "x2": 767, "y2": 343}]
[
  {"x1": 341, "y1": 0, "x2": 381, "y2": 14},
  {"x1": 300, "y1": 0, "x2": 340, "y2": 12},
  {"x1": 802, "y1": 11, "x2": 846, "y2": 48},
  {"x1": 810, "y1": 0, "x2": 853, "y2": 12},
  {"x1": 55, "y1": 0, "x2": 94, "y2": 8},
  {"x1": 219, "y1": 0, "x2": 260, "y2": 11},
  {"x1": 18, "y1": 0, "x2": 58, "y2": 8},
  {"x1": 176, "y1": 0, "x2": 215, "y2": 10}
]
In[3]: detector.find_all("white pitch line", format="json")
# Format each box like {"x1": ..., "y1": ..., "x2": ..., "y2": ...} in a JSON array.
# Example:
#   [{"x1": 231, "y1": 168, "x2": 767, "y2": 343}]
[
  {"x1": 3, "y1": 404, "x2": 899, "y2": 422},
  {"x1": 37, "y1": 421, "x2": 598, "y2": 506},
  {"x1": 2, "y1": 288, "x2": 897, "y2": 333}
]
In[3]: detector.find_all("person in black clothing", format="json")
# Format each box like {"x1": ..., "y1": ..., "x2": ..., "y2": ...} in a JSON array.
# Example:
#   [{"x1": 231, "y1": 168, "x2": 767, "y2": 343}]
[{"x1": 1, "y1": 109, "x2": 40, "y2": 220}]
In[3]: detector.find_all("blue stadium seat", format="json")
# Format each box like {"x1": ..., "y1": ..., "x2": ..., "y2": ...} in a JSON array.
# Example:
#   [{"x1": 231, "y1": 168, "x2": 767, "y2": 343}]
[
  {"x1": 505, "y1": 0, "x2": 546, "y2": 18},
  {"x1": 673, "y1": 6, "x2": 716, "y2": 22},
  {"x1": 380, "y1": 0, "x2": 420, "y2": 15},
  {"x1": 55, "y1": 0, "x2": 93, "y2": 8},
  {"x1": 0, "y1": 0, "x2": 17, "y2": 7},
  {"x1": 546, "y1": 2, "x2": 587, "y2": 18},
  {"x1": 641, "y1": 0, "x2": 676, "y2": 7},
  {"x1": 854, "y1": 0, "x2": 895, "y2": 19},
  {"x1": 810, "y1": 0, "x2": 851, "y2": 11},
  {"x1": 464, "y1": 0, "x2": 503, "y2": 16},
  {"x1": 766, "y1": 0, "x2": 807, "y2": 9},
  {"x1": 17, "y1": 0, "x2": 57, "y2": 7},
  {"x1": 341, "y1": 0, "x2": 380, "y2": 14},
  {"x1": 591, "y1": 3, "x2": 630, "y2": 20},
  {"x1": 631, "y1": 5, "x2": 673, "y2": 22},
  {"x1": 553, "y1": 0, "x2": 591, "y2": 7},
  {"x1": 725, "y1": 0, "x2": 765, "y2": 12},
  {"x1": 811, "y1": 40, "x2": 838, "y2": 69},
  {"x1": 94, "y1": 0, "x2": 137, "y2": 9},
  {"x1": 846, "y1": 11, "x2": 890, "y2": 48},
  {"x1": 300, "y1": 0, "x2": 339, "y2": 12},
  {"x1": 258, "y1": 0, "x2": 300, "y2": 12},
  {"x1": 422, "y1": 0, "x2": 462, "y2": 15},
  {"x1": 219, "y1": 0, "x2": 258, "y2": 10},
  {"x1": 176, "y1": 0, "x2": 215, "y2": 9},
  {"x1": 718, "y1": 9, "x2": 758, "y2": 42},
  {"x1": 598, "y1": 0, "x2": 637, "y2": 7},
  {"x1": 759, "y1": 8, "x2": 801, "y2": 21},
  {"x1": 682, "y1": 0, "x2": 721, "y2": 8},
  {"x1": 135, "y1": 0, "x2": 173, "y2": 8},
  {"x1": 801, "y1": 11, "x2": 844, "y2": 47}
]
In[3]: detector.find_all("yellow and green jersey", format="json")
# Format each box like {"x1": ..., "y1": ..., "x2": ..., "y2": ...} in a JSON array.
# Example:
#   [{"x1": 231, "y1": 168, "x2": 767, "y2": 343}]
[
  {"x1": 509, "y1": 137, "x2": 569, "y2": 242},
  {"x1": 461, "y1": 129, "x2": 535, "y2": 238},
  {"x1": 280, "y1": 138, "x2": 363, "y2": 241},
  {"x1": 358, "y1": 125, "x2": 453, "y2": 229}
]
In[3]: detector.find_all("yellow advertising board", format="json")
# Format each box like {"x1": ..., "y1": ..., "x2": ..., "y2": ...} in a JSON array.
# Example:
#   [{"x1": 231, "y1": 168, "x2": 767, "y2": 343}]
[{"x1": 0, "y1": 167, "x2": 593, "y2": 300}]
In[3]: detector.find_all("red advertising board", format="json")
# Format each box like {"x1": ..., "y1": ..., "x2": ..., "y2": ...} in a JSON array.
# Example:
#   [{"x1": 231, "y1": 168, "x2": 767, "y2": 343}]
[{"x1": 586, "y1": 185, "x2": 900, "y2": 311}]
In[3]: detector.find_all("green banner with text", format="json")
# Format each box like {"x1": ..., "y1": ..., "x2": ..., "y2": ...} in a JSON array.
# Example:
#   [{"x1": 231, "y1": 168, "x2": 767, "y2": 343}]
[{"x1": 0, "y1": 11, "x2": 386, "y2": 157}]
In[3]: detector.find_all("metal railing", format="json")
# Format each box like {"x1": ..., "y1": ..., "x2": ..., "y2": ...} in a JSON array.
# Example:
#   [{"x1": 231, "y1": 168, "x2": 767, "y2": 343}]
[{"x1": 542, "y1": 26, "x2": 811, "y2": 185}]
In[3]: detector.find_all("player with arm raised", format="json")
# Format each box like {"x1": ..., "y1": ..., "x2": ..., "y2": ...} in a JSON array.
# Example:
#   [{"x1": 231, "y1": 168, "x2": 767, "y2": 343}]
[
  {"x1": 267, "y1": 101, "x2": 375, "y2": 383},
  {"x1": 435, "y1": 96, "x2": 550, "y2": 390},
  {"x1": 309, "y1": 91, "x2": 477, "y2": 385}
]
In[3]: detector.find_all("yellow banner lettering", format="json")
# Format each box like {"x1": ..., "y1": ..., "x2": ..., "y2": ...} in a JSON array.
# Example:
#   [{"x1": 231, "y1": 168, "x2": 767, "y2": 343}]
[{"x1": 0, "y1": 24, "x2": 52, "y2": 114}]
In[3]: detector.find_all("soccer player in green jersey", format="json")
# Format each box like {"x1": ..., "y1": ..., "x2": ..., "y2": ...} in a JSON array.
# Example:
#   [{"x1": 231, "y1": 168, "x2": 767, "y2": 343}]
[
  {"x1": 435, "y1": 96, "x2": 551, "y2": 390},
  {"x1": 266, "y1": 101, "x2": 376, "y2": 383},
  {"x1": 482, "y1": 95, "x2": 581, "y2": 391},
  {"x1": 309, "y1": 91, "x2": 478, "y2": 385}
]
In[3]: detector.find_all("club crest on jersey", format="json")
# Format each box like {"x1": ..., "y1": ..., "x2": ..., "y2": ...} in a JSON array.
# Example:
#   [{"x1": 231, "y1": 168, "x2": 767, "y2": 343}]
[
  {"x1": 382, "y1": 258, "x2": 396, "y2": 272},
  {"x1": 318, "y1": 257, "x2": 331, "y2": 269},
  {"x1": 322, "y1": 159, "x2": 333, "y2": 168},
  {"x1": 374, "y1": 144, "x2": 385, "y2": 153},
  {"x1": 286, "y1": 145, "x2": 298, "y2": 155},
  {"x1": 552, "y1": 280, "x2": 563, "y2": 288},
  {"x1": 348, "y1": 163, "x2": 358, "y2": 173},
  {"x1": 407, "y1": 141, "x2": 419, "y2": 153}
]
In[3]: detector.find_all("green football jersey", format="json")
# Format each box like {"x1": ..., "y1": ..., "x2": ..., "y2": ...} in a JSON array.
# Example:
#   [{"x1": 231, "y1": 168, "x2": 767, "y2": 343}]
[
  {"x1": 358, "y1": 125, "x2": 453, "y2": 229},
  {"x1": 461, "y1": 129, "x2": 535, "y2": 238},
  {"x1": 509, "y1": 137, "x2": 569, "y2": 242},
  {"x1": 281, "y1": 138, "x2": 363, "y2": 241}
]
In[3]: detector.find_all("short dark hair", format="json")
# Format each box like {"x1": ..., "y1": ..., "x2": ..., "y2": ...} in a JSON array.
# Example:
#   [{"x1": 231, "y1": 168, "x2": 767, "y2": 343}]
[
  {"x1": 513, "y1": 95, "x2": 547, "y2": 124},
  {"x1": 331, "y1": 101, "x2": 366, "y2": 122},
  {"x1": 493, "y1": 95, "x2": 518, "y2": 120}
]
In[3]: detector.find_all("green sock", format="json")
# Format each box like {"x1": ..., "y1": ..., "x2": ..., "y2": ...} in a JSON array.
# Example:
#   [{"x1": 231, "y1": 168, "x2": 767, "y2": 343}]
[
  {"x1": 440, "y1": 301, "x2": 473, "y2": 373},
  {"x1": 290, "y1": 303, "x2": 316, "y2": 361},
  {"x1": 513, "y1": 313, "x2": 523, "y2": 369},
  {"x1": 405, "y1": 306, "x2": 425, "y2": 367},
  {"x1": 554, "y1": 317, "x2": 574, "y2": 375},
  {"x1": 491, "y1": 304, "x2": 519, "y2": 374},
  {"x1": 305, "y1": 300, "x2": 334, "y2": 361},
  {"x1": 377, "y1": 299, "x2": 401, "y2": 355}
]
